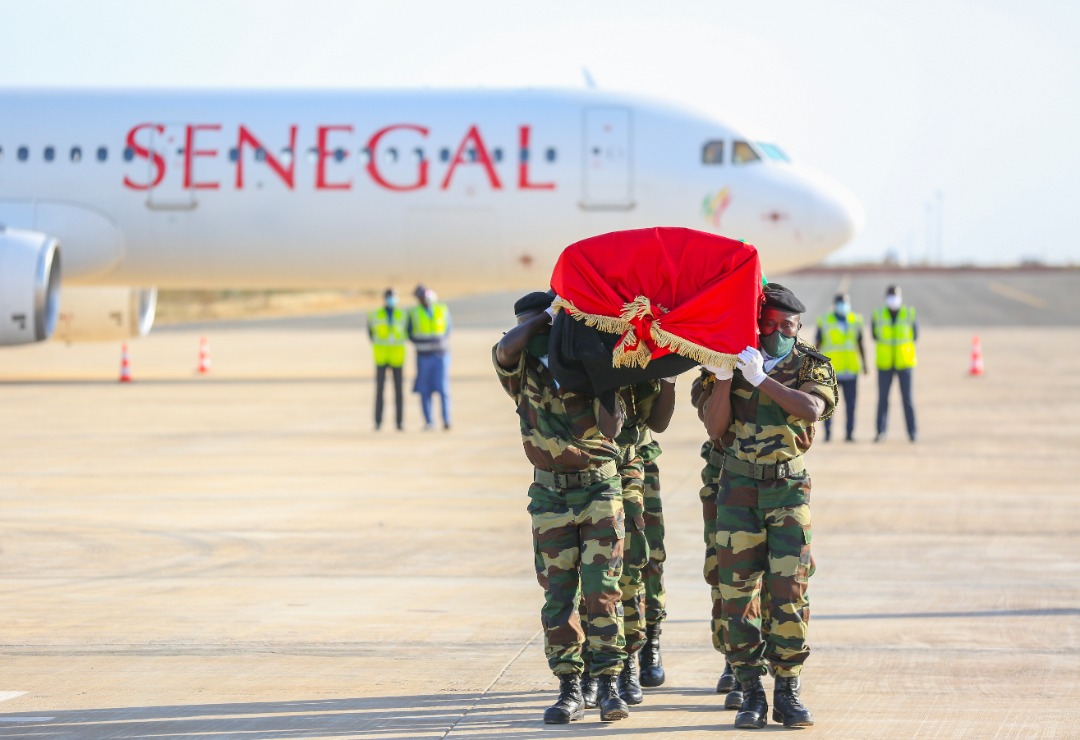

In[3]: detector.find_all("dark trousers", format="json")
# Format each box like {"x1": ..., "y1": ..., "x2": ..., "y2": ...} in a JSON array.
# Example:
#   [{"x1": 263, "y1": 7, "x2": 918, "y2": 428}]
[
  {"x1": 375, "y1": 364, "x2": 404, "y2": 429},
  {"x1": 876, "y1": 368, "x2": 916, "y2": 439},
  {"x1": 824, "y1": 377, "x2": 858, "y2": 440}
]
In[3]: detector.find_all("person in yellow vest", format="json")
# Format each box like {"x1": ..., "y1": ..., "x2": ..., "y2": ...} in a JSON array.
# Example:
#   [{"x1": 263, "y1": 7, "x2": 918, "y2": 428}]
[
  {"x1": 872, "y1": 285, "x2": 918, "y2": 443},
  {"x1": 814, "y1": 292, "x2": 868, "y2": 442},
  {"x1": 407, "y1": 284, "x2": 452, "y2": 430},
  {"x1": 367, "y1": 287, "x2": 408, "y2": 431}
]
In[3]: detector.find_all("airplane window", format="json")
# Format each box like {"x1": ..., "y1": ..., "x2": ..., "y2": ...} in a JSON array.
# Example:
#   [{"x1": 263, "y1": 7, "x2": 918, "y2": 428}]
[
  {"x1": 412, "y1": 147, "x2": 424, "y2": 163},
  {"x1": 70, "y1": 147, "x2": 82, "y2": 162},
  {"x1": 439, "y1": 148, "x2": 450, "y2": 163},
  {"x1": 123, "y1": 147, "x2": 135, "y2": 162},
  {"x1": 255, "y1": 147, "x2": 266, "y2": 162},
  {"x1": 493, "y1": 147, "x2": 503, "y2": 163},
  {"x1": 732, "y1": 141, "x2": 761, "y2": 165},
  {"x1": 97, "y1": 147, "x2": 107, "y2": 162},
  {"x1": 17, "y1": 146, "x2": 29, "y2": 162},
  {"x1": 307, "y1": 147, "x2": 318, "y2": 163},
  {"x1": 385, "y1": 147, "x2": 398, "y2": 163},
  {"x1": 520, "y1": 149, "x2": 529, "y2": 162},
  {"x1": 546, "y1": 148, "x2": 557, "y2": 163},
  {"x1": 44, "y1": 146, "x2": 55, "y2": 162},
  {"x1": 466, "y1": 148, "x2": 477, "y2": 163},
  {"x1": 228, "y1": 148, "x2": 239, "y2": 163},
  {"x1": 0, "y1": 146, "x2": 3, "y2": 161},
  {"x1": 702, "y1": 141, "x2": 723, "y2": 164},
  {"x1": 757, "y1": 143, "x2": 790, "y2": 162},
  {"x1": 359, "y1": 147, "x2": 370, "y2": 164},
  {"x1": 333, "y1": 148, "x2": 346, "y2": 162}
]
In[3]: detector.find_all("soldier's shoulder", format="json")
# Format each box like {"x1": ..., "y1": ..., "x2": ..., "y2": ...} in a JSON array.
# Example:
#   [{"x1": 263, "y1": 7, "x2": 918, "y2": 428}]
[
  {"x1": 796, "y1": 342, "x2": 831, "y2": 365},
  {"x1": 796, "y1": 342, "x2": 836, "y2": 384}
]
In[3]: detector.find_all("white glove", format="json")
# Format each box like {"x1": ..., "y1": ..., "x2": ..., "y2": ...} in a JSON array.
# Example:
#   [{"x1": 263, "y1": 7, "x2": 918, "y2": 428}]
[
  {"x1": 661, "y1": 375, "x2": 678, "y2": 384},
  {"x1": 736, "y1": 346, "x2": 767, "y2": 386},
  {"x1": 544, "y1": 296, "x2": 561, "y2": 324},
  {"x1": 703, "y1": 364, "x2": 734, "y2": 380}
]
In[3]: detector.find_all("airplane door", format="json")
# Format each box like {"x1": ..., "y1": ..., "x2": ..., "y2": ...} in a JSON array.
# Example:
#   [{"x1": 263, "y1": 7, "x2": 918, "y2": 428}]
[
  {"x1": 147, "y1": 125, "x2": 196, "y2": 210},
  {"x1": 581, "y1": 107, "x2": 634, "y2": 210}
]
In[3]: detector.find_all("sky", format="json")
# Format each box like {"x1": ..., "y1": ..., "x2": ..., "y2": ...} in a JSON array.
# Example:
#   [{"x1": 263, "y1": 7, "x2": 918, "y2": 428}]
[{"x1": 2, "y1": 0, "x2": 1079, "y2": 266}]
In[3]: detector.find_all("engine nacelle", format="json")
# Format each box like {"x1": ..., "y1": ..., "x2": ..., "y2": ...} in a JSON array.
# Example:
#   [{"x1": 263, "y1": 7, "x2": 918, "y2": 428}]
[
  {"x1": 0, "y1": 225, "x2": 62, "y2": 346},
  {"x1": 52, "y1": 287, "x2": 157, "y2": 343}
]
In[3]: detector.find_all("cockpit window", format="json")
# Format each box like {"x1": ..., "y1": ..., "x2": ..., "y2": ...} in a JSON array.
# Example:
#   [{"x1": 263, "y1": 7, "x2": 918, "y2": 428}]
[
  {"x1": 732, "y1": 141, "x2": 761, "y2": 165},
  {"x1": 701, "y1": 140, "x2": 724, "y2": 165},
  {"x1": 757, "y1": 143, "x2": 790, "y2": 162}
]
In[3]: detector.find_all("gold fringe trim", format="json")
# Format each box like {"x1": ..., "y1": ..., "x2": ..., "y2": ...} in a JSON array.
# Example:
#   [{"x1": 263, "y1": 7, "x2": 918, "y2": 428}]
[{"x1": 553, "y1": 295, "x2": 740, "y2": 370}]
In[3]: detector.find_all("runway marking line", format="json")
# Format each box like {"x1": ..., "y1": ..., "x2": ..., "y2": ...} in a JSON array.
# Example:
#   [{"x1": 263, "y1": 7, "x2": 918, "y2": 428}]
[
  {"x1": 0, "y1": 691, "x2": 26, "y2": 702},
  {"x1": 987, "y1": 280, "x2": 1048, "y2": 309}
]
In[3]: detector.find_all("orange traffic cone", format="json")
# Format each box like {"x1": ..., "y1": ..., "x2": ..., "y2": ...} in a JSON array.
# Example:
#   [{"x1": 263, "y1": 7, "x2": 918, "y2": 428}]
[
  {"x1": 197, "y1": 336, "x2": 211, "y2": 374},
  {"x1": 119, "y1": 343, "x2": 132, "y2": 382},
  {"x1": 968, "y1": 335, "x2": 984, "y2": 376}
]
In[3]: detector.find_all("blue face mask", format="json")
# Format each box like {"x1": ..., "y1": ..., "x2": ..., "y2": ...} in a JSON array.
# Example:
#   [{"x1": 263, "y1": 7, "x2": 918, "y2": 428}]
[
  {"x1": 835, "y1": 301, "x2": 850, "y2": 315},
  {"x1": 386, "y1": 296, "x2": 397, "y2": 309}
]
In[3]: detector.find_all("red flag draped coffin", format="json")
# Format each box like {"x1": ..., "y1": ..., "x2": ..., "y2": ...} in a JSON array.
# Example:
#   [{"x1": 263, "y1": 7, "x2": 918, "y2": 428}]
[{"x1": 548, "y1": 227, "x2": 762, "y2": 397}]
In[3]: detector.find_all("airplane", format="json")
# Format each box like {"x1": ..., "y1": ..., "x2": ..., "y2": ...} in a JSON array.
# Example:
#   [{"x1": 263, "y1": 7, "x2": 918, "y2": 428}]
[{"x1": 0, "y1": 87, "x2": 863, "y2": 347}]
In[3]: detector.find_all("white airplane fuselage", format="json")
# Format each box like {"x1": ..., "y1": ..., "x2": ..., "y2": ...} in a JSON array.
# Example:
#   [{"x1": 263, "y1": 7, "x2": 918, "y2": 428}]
[{"x1": 0, "y1": 88, "x2": 861, "y2": 344}]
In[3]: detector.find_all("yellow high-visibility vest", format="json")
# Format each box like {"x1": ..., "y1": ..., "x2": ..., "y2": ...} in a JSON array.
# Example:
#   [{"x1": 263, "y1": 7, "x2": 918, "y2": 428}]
[
  {"x1": 817, "y1": 312, "x2": 863, "y2": 375},
  {"x1": 368, "y1": 307, "x2": 407, "y2": 367},
  {"x1": 873, "y1": 306, "x2": 917, "y2": 370},
  {"x1": 409, "y1": 303, "x2": 449, "y2": 340}
]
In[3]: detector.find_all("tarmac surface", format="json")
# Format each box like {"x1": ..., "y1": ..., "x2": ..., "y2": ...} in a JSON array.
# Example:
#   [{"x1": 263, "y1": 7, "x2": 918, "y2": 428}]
[{"x1": 1, "y1": 269, "x2": 1079, "y2": 738}]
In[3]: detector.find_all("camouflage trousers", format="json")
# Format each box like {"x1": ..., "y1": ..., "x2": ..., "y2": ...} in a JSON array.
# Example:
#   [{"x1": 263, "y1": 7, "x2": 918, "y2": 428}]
[
  {"x1": 698, "y1": 442, "x2": 727, "y2": 652},
  {"x1": 715, "y1": 473, "x2": 813, "y2": 681},
  {"x1": 641, "y1": 458, "x2": 667, "y2": 625},
  {"x1": 618, "y1": 449, "x2": 648, "y2": 655},
  {"x1": 529, "y1": 475, "x2": 627, "y2": 677}
]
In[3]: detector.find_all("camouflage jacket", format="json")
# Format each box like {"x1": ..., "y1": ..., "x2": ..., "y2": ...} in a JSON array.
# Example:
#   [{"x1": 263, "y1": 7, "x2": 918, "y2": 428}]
[
  {"x1": 493, "y1": 345, "x2": 620, "y2": 473},
  {"x1": 720, "y1": 343, "x2": 837, "y2": 465},
  {"x1": 615, "y1": 380, "x2": 662, "y2": 450}
]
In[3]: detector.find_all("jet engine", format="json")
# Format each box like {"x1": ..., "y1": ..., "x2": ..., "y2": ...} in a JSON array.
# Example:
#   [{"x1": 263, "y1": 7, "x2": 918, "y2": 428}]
[
  {"x1": 52, "y1": 287, "x2": 157, "y2": 343},
  {"x1": 0, "y1": 225, "x2": 62, "y2": 346}
]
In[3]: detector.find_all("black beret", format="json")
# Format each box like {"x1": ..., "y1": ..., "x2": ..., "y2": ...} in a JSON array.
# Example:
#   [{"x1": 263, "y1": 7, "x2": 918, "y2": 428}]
[
  {"x1": 762, "y1": 282, "x2": 807, "y2": 314},
  {"x1": 514, "y1": 289, "x2": 556, "y2": 316}
]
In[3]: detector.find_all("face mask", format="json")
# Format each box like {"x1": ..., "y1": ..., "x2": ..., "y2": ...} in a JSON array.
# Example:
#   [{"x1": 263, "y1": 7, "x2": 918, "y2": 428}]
[
  {"x1": 760, "y1": 330, "x2": 795, "y2": 359},
  {"x1": 385, "y1": 296, "x2": 397, "y2": 309},
  {"x1": 526, "y1": 334, "x2": 550, "y2": 359},
  {"x1": 886, "y1": 295, "x2": 902, "y2": 310},
  {"x1": 835, "y1": 301, "x2": 850, "y2": 315}
]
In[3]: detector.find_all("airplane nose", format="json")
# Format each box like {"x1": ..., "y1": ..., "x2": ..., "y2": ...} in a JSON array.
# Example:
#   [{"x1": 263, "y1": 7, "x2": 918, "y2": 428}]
[{"x1": 812, "y1": 179, "x2": 864, "y2": 249}]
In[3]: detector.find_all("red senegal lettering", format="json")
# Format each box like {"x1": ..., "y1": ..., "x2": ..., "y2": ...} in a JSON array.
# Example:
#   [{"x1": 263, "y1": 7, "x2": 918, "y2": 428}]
[
  {"x1": 122, "y1": 123, "x2": 166, "y2": 191},
  {"x1": 441, "y1": 125, "x2": 501, "y2": 190},
  {"x1": 366, "y1": 124, "x2": 429, "y2": 191},
  {"x1": 518, "y1": 125, "x2": 555, "y2": 191},
  {"x1": 184, "y1": 124, "x2": 221, "y2": 190},
  {"x1": 236, "y1": 125, "x2": 297, "y2": 189},
  {"x1": 316, "y1": 125, "x2": 353, "y2": 190}
]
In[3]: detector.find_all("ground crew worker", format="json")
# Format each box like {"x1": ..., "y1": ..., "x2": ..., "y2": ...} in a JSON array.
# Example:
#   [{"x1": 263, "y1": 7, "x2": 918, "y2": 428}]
[
  {"x1": 815, "y1": 292, "x2": 868, "y2": 442},
  {"x1": 367, "y1": 287, "x2": 407, "y2": 431},
  {"x1": 637, "y1": 430, "x2": 669, "y2": 689},
  {"x1": 495, "y1": 290, "x2": 631, "y2": 724},
  {"x1": 612, "y1": 379, "x2": 674, "y2": 706},
  {"x1": 871, "y1": 284, "x2": 918, "y2": 442},
  {"x1": 702, "y1": 282, "x2": 836, "y2": 729},
  {"x1": 407, "y1": 285, "x2": 452, "y2": 430}
]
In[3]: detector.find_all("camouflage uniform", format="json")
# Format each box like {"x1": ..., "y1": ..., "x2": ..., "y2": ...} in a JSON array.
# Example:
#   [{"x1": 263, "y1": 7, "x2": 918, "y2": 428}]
[
  {"x1": 638, "y1": 432, "x2": 666, "y2": 626},
  {"x1": 612, "y1": 381, "x2": 662, "y2": 655},
  {"x1": 494, "y1": 345, "x2": 627, "y2": 677},
  {"x1": 713, "y1": 343, "x2": 835, "y2": 681}
]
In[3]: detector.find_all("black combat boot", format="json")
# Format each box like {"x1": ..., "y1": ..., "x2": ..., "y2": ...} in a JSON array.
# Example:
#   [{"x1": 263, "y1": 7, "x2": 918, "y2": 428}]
[
  {"x1": 617, "y1": 652, "x2": 644, "y2": 705},
  {"x1": 580, "y1": 675, "x2": 599, "y2": 709},
  {"x1": 597, "y1": 675, "x2": 630, "y2": 721},
  {"x1": 716, "y1": 660, "x2": 737, "y2": 693},
  {"x1": 639, "y1": 623, "x2": 666, "y2": 687},
  {"x1": 543, "y1": 674, "x2": 585, "y2": 724},
  {"x1": 772, "y1": 675, "x2": 814, "y2": 727},
  {"x1": 722, "y1": 662, "x2": 743, "y2": 710},
  {"x1": 733, "y1": 676, "x2": 768, "y2": 729}
]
